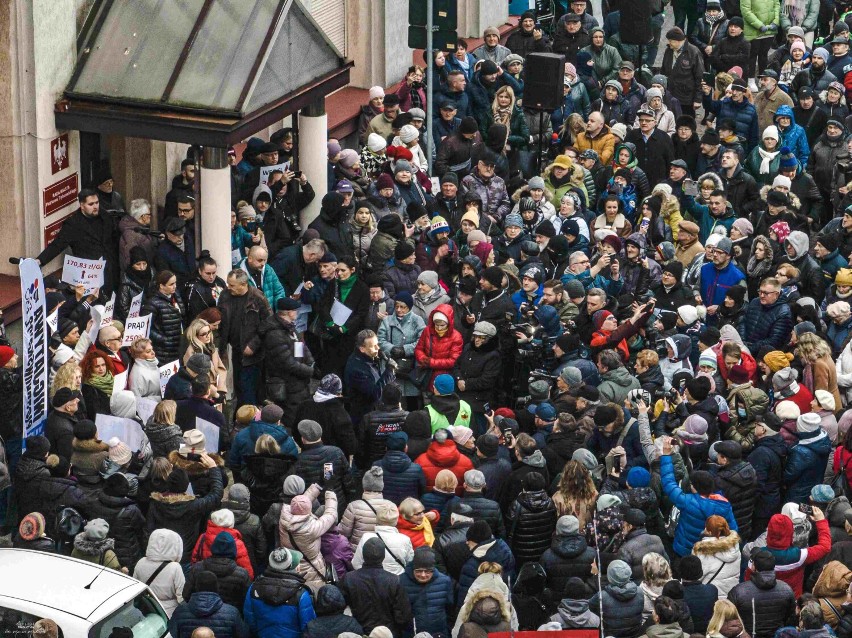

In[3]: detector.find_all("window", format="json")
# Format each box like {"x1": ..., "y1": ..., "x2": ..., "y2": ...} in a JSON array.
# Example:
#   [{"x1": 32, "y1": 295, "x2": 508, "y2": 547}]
[
  {"x1": 0, "y1": 607, "x2": 64, "y2": 638},
  {"x1": 88, "y1": 591, "x2": 167, "y2": 638}
]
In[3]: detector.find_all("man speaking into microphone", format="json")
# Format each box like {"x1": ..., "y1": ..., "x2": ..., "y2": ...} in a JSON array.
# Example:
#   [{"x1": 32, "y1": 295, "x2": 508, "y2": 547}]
[{"x1": 344, "y1": 328, "x2": 397, "y2": 426}]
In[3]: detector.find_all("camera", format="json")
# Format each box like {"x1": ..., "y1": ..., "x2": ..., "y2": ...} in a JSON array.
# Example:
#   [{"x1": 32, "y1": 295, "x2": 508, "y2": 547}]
[{"x1": 245, "y1": 221, "x2": 259, "y2": 233}]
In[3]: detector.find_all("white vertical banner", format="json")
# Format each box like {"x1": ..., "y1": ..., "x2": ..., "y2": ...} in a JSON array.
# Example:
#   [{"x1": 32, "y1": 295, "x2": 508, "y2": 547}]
[{"x1": 20, "y1": 259, "x2": 49, "y2": 444}]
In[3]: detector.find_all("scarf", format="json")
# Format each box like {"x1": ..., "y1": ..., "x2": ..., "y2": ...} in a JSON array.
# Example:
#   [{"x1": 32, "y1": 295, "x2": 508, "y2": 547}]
[
  {"x1": 550, "y1": 171, "x2": 572, "y2": 188},
  {"x1": 338, "y1": 275, "x2": 357, "y2": 303},
  {"x1": 313, "y1": 388, "x2": 337, "y2": 403},
  {"x1": 784, "y1": 0, "x2": 806, "y2": 25},
  {"x1": 746, "y1": 253, "x2": 773, "y2": 279},
  {"x1": 403, "y1": 514, "x2": 435, "y2": 546},
  {"x1": 757, "y1": 146, "x2": 780, "y2": 174},
  {"x1": 492, "y1": 103, "x2": 512, "y2": 127},
  {"x1": 125, "y1": 265, "x2": 151, "y2": 290},
  {"x1": 88, "y1": 372, "x2": 115, "y2": 397},
  {"x1": 706, "y1": 8, "x2": 726, "y2": 24}
]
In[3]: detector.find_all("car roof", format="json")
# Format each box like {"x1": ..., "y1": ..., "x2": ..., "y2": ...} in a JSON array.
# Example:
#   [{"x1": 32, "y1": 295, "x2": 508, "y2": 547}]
[{"x1": 0, "y1": 549, "x2": 144, "y2": 620}]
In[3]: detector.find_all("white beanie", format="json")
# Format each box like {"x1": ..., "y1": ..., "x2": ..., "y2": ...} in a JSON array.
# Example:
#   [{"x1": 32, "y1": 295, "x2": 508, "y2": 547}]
[
  {"x1": 796, "y1": 412, "x2": 822, "y2": 433},
  {"x1": 210, "y1": 509, "x2": 235, "y2": 528},
  {"x1": 677, "y1": 305, "x2": 698, "y2": 325},
  {"x1": 367, "y1": 133, "x2": 387, "y2": 153},
  {"x1": 399, "y1": 124, "x2": 419, "y2": 144},
  {"x1": 762, "y1": 125, "x2": 780, "y2": 142},
  {"x1": 369, "y1": 86, "x2": 385, "y2": 100},
  {"x1": 432, "y1": 311, "x2": 448, "y2": 324},
  {"x1": 814, "y1": 389, "x2": 836, "y2": 411},
  {"x1": 773, "y1": 175, "x2": 792, "y2": 189},
  {"x1": 775, "y1": 400, "x2": 801, "y2": 420}
]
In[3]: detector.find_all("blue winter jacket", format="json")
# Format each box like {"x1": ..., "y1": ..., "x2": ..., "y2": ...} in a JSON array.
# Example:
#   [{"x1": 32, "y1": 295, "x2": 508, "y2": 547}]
[
  {"x1": 699, "y1": 261, "x2": 746, "y2": 308},
  {"x1": 169, "y1": 592, "x2": 249, "y2": 638},
  {"x1": 400, "y1": 563, "x2": 455, "y2": 637},
  {"x1": 457, "y1": 537, "x2": 516, "y2": 605},
  {"x1": 683, "y1": 196, "x2": 737, "y2": 243},
  {"x1": 774, "y1": 105, "x2": 811, "y2": 167},
  {"x1": 702, "y1": 94, "x2": 760, "y2": 151},
  {"x1": 819, "y1": 249, "x2": 849, "y2": 284},
  {"x1": 511, "y1": 283, "x2": 544, "y2": 316},
  {"x1": 783, "y1": 429, "x2": 832, "y2": 504},
  {"x1": 373, "y1": 450, "x2": 427, "y2": 505},
  {"x1": 229, "y1": 421, "x2": 299, "y2": 470},
  {"x1": 239, "y1": 258, "x2": 287, "y2": 310},
  {"x1": 243, "y1": 572, "x2": 316, "y2": 638},
  {"x1": 743, "y1": 297, "x2": 794, "y2": 352},
  {"x1": 660, "y1": 454, "x2": 738, "y2": 557}
]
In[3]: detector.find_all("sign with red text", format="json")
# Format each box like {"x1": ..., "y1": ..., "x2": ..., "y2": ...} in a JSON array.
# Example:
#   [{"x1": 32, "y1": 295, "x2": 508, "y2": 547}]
[{"x1": 43, "y1": 173, "x2": 78, "y2": 217}]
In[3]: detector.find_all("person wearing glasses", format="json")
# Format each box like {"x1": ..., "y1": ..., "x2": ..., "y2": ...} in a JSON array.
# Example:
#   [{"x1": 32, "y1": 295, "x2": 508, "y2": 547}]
[
  {"x1": 699, "y1": 237, "x2": 746, "y2": 325},
  {"x1": 743, "y1": 277, "x2": 795, "y2": 354},
  {"x1": 97, "y1": 325, "x2": 129, "y2": 374}
]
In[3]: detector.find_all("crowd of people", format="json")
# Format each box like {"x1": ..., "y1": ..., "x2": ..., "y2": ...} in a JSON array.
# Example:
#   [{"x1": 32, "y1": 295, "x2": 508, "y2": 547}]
[{"x1": 6, "y1": 0, "x2": 852, "y2": 637}]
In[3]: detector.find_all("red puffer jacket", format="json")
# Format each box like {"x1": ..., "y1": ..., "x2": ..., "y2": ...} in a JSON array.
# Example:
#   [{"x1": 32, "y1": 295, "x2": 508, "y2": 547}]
[
  {"x1": 190, "y1": 522, "x2": 255, "y2": 579},
  {"x1": 415, "y1": 439, "x2": 474, "y2": 494},
  {"x1": 415, "y1": 303, "x2": 464, "y2": 387}
]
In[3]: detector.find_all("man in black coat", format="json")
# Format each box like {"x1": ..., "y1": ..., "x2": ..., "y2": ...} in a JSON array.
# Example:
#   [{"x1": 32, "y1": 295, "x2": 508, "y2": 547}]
[
  {"x1": 679, "y1": 555, "x2": 719, "y2": 635},
  {"x1": 358, "y1": 383, "x2": 409, "y2": 468},
  {"x1": 34, "y1": 189, "x2": 119, "y2": 295},
  {"x1": 434, "y1": 501, "x2": 474, "y2": 580},
  {"x1": 729, "y1": 551, "x2": 796, "y2": 638},
  {"x1": 44, "y1": 387, "x2": 81, "y2": 461},
  {"x1": 257, "y1": 298, "x2": 315, "y2": 419},
  {"x1": 176, "y1": 379, "x2": 227, "y2": 435},
  {"x1": 339, "y1": 537, "x2": 413, "y2": 636},
  {"x1": 661, "y1": 27, "x2": 704, "y2": 118},
  {"x1": 263, "y1": 176, "x2": 315, "y2": 260},
  {"x1": 292, "y1": 375, "x2": 357, "y2": 459},
  {"x1": 471, "y1": 433, "x2": 512, "y2": 501},
  {"x1": 626, "y1": 108, "x2": 676, "y2": 193},
  {"x1": 343, "y1": 329, "x2": 396, "y2": 427},
  {"x1": 154, "y1": 218, "x2": 196, "y2": 292},
  {"x1": 270, "y1": 239, "x2": 326, "y2": 304},
  {"x1": 714, "y1": 440, "x2": 757, "y2": 541},
  {"x1": 747, "y1": 418, "x2": 788, "y2": 534},
  {"x1": 288, "y1": 419, "x2": 355, "y2": 517},
  {"x1": 459, "y1": 468, "x2": 506, "y2": 538}
]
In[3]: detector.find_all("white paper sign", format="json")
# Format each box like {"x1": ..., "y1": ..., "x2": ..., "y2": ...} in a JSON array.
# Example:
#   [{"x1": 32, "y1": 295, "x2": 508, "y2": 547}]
[
  {"x1": 100, "y1": 292, "x2": 116, "y2": 328},
  {"x1": 259, "y1": 163, "x2": 289, "y2": 184},
  {"x1": 46, "y1": 308, "x2": 58, "y2": 333},
  {"x1": 61, "y1": 256, "x2": 105, "y2": 294},
  {"x1": 113, "y1": 369, "x2": 128, "y2": 394},
  {"x1": 294, "y1": 342, "x2": 305, "y2": 358},
  {"x1": 231, "y1": 248, "x2": 242, "y2": 267},
  {"x1": 121, "y1": 314, "x2": 151, "y2": 347},
  {"x1": 88, "y1": 306, "x2": 102, "y2": 345},
  {"x1": 158, "y1": 359, "x2": 180, "y2": 396},
  {"x1": 294, "y1": 282, "x2": 304, "y2": 295},
  {"x1": 95, "y1": 414, "x2": 145, "y2": 452},
  {"x1": 137, "y1": 396, "x2": 158, "y2": 424},
  {"x1": 330, "y1": 299, "x2": 352, "y2": 326},
  {"x1": 127, "y1": 292, "x2": 143, "y2": 319},
  {"x1": 196, "y1": 417, "x2": 220, "y2": 452}
]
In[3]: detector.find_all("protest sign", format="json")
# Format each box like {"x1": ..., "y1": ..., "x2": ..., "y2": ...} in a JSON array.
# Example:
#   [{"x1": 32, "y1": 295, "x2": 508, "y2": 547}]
[
  {"x1": 259, "y1": 163, "x2": 289, "y2": 184},
  {"x1": 61, "y1": 255, "x2": 105, "y2": 295},
  {"x1": 196, "y1": 417, "x2": 220, "y2": 452},
  {"x1": 113, "y1": 369, "x2": 128, "y2": 393},
  {"x1": 20, "y1": 259, "x2": 48, "y2": 442},
  {"x1": 95, "y1": 414, "x2": 145, "y2": 452},
  {"x1": 159, "y1": 360, "x2": 180, "y2": 396},
  {"x1": 137, "y1": 397, "x2": 158, "y2": 425},
  {"x1": 99, "y1": 292, "x2": 116, "y2": 327},
  {"x1": 127, "y1": 292, "x2": 143, "y2": 319},
  {"x1": 121, "y1": 314, "x2": 150, "y2": 347}
]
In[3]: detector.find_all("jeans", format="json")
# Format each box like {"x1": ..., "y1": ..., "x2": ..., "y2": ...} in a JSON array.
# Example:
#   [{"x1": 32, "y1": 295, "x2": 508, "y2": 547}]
[
  {"x1": 645, "y1": 13, "x2": 666, "y2": 69},
  {"x1": 235, "y1": 363, "x2": 261, "y2": 408}
]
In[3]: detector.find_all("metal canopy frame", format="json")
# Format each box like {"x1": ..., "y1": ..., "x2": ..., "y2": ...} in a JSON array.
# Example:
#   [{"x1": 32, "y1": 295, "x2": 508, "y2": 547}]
[{"x1": 56, "y1": 0, "x2": 350, "y2": 146}]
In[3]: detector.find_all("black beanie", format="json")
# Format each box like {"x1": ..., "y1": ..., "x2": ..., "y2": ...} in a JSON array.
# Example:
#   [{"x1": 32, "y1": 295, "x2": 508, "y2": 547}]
[
  {"x1": 167, "y1": 468, "x2": 190, "y2": 494},
  {"x1": 817, "y1": 233, "x2": 840, "y2": 253},
  {"x1": 725, "y1": 285, "x2": 746, "y2": 305},
  {"x1": 679, "y1": 555, "x2": 704, "y2": 581},
  {"x1": 24, "y1": 435, "x2": 50, "y2": 459},
  {"x1": 73, "y1": 419, "x2": 97, "y2": 441},
  {"x1": 394, "y1": 241, "x2": 415, "y2": 260},
  {"x1": 482, "y1": 266, "x2": 504, "y2": 288},
  {"x1": 466, "y1": 520, "x2": 493, "y2": 543},
  {"x1": 686, "y1": 376, "x2": 711, "y2": 401},
  {"x1": 662, "y1": 261, "x2": 683, "y2": 281},
  {"x1": 195, "y1": 570, "x2": 219, "y2": 593}
]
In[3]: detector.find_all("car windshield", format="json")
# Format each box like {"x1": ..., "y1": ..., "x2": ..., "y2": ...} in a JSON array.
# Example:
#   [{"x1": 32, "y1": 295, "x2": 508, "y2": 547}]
[{"x1": 88, "y1": 591, "x2": 167, "y2": 638}]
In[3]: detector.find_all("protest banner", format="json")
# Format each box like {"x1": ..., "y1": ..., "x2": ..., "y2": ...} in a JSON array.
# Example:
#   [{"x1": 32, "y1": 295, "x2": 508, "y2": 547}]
[
  {"x1": 99, "y1": 292, "x2": 116, "y2": 327},
  {"x1": 20, "y1": 259, "x2": 48, "y2": 443},
  {"x1": 259, "y1": 163, "x2": 289, "y2": 184},
  {"x1": 121, "y1": 314, "x2": 151, "y2": 347},
  {"x1": 137, "y1": 397, "x2": 158, "y2": 425},
  {"x1": 113, "y1": 369, "x2": 128, "y2": 393},
  {"x1": 127, "y1": 292, "x2": 143, "y2": 319},
  {"x1": 95, "y1": 414, "x2": 145, "y2": 452},
  {"x1": 196, "y1": 417, "x2": 220, "y2": 452}
]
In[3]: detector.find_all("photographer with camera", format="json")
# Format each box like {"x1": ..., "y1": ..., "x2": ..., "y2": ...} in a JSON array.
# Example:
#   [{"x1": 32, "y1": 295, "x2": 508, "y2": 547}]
[{"x1": 589, "y1": 299, "x2": 655, "y2": 362}]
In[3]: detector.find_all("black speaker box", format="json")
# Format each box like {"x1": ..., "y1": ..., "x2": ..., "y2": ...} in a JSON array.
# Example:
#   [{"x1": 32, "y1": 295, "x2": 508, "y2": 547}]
[{"x1": 523, "y1": 52, "x2": 565, "y2": 111}]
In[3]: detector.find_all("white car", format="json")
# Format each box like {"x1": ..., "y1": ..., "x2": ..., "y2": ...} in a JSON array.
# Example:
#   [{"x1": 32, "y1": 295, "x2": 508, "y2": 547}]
[{"x1": 0, "y1": 549, "x2": 168, "y2": 638}]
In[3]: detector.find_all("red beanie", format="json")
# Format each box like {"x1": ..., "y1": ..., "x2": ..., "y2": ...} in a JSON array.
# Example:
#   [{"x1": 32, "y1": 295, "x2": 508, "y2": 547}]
[
  {"x1": 0, "y1": 346, "x2": 15, "y2": 368},
  {"x1": 494, "y1": 407, "x2": 516, "y2": 420},
  {"x1": 728, "y1": 364, "x2": 750, "y2": 385},
  {"x1": 593, "y1": 310, "x2": 614, "y2": 331},
  {"x1": 766, "y1": 513, "x2": 793, "y2": 549}
]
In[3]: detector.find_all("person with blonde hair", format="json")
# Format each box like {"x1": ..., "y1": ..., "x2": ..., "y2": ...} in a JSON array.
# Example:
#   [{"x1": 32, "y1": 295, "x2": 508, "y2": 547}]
[
  {"x1": 351, "y1": 501, "x2": 413, "y2": 575},
  {"x1": 183, "y1": 317, "x2": 227, "y2": 397},
  {"x1": 641, "y1": 552, "x2": 673, "y2": 622},
  {"x1": 706, "y1": 599, "x2": 750, "y2": 638},
  {"x1": 398, "y1": 496, "x2": 439, "y2": 548},
  {"x1": 453, "y1": 561, "x2": 518, "y2": 637},
  {"x1": 128, "y1": 337, "x2": 161, "y2": 401},
  {"x1": 49, "y1": 358, "x2": 82, "y2": 401},
  {"x1": 796, "y1": 332, "x2": 842, "y2": 409},
  {"x1": 142, "y1": 399, "x2": 183, "y2": 459},
  {"x1": 422, "y1": 469, "x2": 460, "y2": 532}
]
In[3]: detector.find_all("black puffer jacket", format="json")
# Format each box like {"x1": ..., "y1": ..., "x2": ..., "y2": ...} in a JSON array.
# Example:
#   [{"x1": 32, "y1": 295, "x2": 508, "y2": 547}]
[
  {"x1": 14, "y1": 455, "x2": 89, "y2": 534},
  {"x1": 459, "y1": 491, "x2": 506, "y2": 538},
  {"x1": 339, "y1": 564, "x2": 413, "y2": 635},
  {"x1": 84, "y1": 492, "x2": 147, "y2": 570},
  {"x1": 358, "y1": 404, "x2": 408, "y2": 468},
  {"x1": 617, "y1": 527, "x2": 669, "y2": 582},
  {"x1": 434, "y1": 521, "x2": 473, "y2": 581},
  {"x1": 143, "y1": 291, "x2": 185, "y2": 363},
  {"x1": 715, "y1": 459, "x2": 757, "y2": 541},
  {"x1": 146, "y1": 470, "x2": 224, "y2": 563},
  {"x1": 589, "y1": 581, "x2": 645, "y2": 638},
  {"x1": 747, "y1": 433, "x2": 788, "y2": 522},
  {"x1": 729, "y1": 570, "x2": 796, "y2": 638},
  {"x1": 540, "y1": 532, "x2": 597, "y2": 597},
  {"x1": 454, "y1": 337, "x2": 501, "y2": 411},
  {"x1": 542, "y1": 428, "x2": 588, "y2": 479},
  {"x1": 506, "y1": 488, "x2": 557, "y2": 565},
  {"x1": 257, "y1": 314, "x2": 315, "y2": 408},
  {"x1": 224, "y1": 492, "x2": 267, "y2": 572},
  {"x1": 304, "y1": 584, "x2": 364, "y2": 638},
  {"x1": 184, "y1": 557, "x2": 251, "y2": 609},
  {"x1": 308, "y1": 193, "x2": 355, "y2": 259},
  {"x1": 241, "y1": 454, "x2": 294, "y2": 517},
  {"x1": 288, "y1": 442, "x2": 354, "y2": 517}
]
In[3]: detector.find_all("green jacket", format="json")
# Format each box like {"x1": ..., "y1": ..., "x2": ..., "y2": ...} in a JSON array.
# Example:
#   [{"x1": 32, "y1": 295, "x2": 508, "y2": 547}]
[
  {"x1": 481, "y1": 105, "x2": 530, "y2": 151},
  {"x1": 726, "y1": 382, "x2": 770, "y2": 452},
  {"x1": 744, "y1": 143, "x2": 782, "y2": 187},
  {"x1": 780, "y1": 0, "x2": 819, "y2": 32},
  {"x1": 239, "y1": 258, "x2": 287, "y2": 310},
  {"x1": 427, "y1": 400, "x2": 472, "y2": 433},
  {"x1": 581, "y1": 42, "x2": 623, "y2": 83},
  {"x1": 741, "y1": 0, "x2": 781, "y2": 41}
]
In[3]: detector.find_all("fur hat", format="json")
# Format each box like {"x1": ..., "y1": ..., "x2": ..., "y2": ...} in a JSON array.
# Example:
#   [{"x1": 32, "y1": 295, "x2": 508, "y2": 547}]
[{"x1": 18, "y1": 512, "x2": 46, "y2": 541}]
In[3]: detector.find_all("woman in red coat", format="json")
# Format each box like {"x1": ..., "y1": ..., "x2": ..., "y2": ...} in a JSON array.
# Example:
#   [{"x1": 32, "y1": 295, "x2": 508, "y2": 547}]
[
  {"x1": 190, "y1": 510, "x2": 255, "y2": 579},
  {"x1": 415, "y1": 428, "x2": 474, "y2": 494},
  {"x1": 414, "y1": 303, "x2": 464, "y2": 388}
]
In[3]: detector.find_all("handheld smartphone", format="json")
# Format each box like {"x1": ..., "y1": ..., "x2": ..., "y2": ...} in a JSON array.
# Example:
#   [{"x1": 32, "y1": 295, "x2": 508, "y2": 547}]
[
  {"x1": 703, "y1": 71, "x2": 714, "y2": 85},
  {"x1": 293, "y1": 171, "x2": 303, "y2": 178},
  {"x1": 187, "y1": 452, "x2": 201, "y2": 462},
  {"x1": 323, "y1": 462, "x2": 333, "y2": 481},
  {"x1": 799, "y1": 503, "x2": 814, "y2": 515},
  {"x1": 378, "y1": 302, "x2": 386, "y2": 314},
  {"x1": 503, "y1": 428, "x2": 514, "y2": 440},
  {"x1": 483, "y1": 402, "x2": 491, "y2": 415}
]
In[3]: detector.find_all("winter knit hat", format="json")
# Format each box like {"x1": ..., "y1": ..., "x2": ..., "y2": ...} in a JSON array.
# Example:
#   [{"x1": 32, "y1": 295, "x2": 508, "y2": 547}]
[
  {"x1": 367, "y1": 133, "x2": 388, "y2": 153},
  {"x1": 434, "y1": 374, "x2": 455, "y2": 396},
  {"x1": 769, "y1": 221, "x2": 791, "y2": 243},
  {"x1": 106, "y1": 437, "x2": 132, "y2": 466},
  {"x1": 556, "y1": 515, "x2": 580, "y2": 535},
  {"x1": 269, "y1": 547, "x2": 302, "y2": 571},
  {"x1": 814, "y1": 389, "x2": 836, "y2": 411},
  {"x1": 399, "y1": 125, "x2": 419, "y2": 144},
  {"x1": 211, "y1": 531, "x2": 237, "y2": 559},
  {"x1": 210, "y1": 509, "x2": 235, "y2": 528},
  {"x1": 607, "y1": 560, "x2": 632, "y2": 586},
  {"x1": 417, "y1": 269, "x2": 439, "y2": 289},
  {"x1": 728, "y1": 364, "x2": 750, "y2": 385},
  {"x1": 698, "y1": 348, "x2": 718, "y2": 370},
  {"x1": 290, "y1": 495, "x2": 313, "y2": 516},
  {"x1": 362, "y1": 466, "x2": 384, "y2": 492},
  {"x1": 775, "y1": 400, "x2": 801, "y2": 420},
  {"x1": 772, "y1": 367, "x2": 798, "y2": 392},
  {"x1": 797, "y1": 412, "x2": 822, "y2": 433},
  {"x1": 318, "y1": 373, "x2": 343, "y2": 396},
  {"x1": 684, "y1": 414, "x2": 709, "y2": 436},
  {"x1": 732, "y1": 218, "x2": 753, "y2": 237},
  {"x1": 592, "y1": 309, "x2": 614, "y2": 331},
  {"x1": 298, "y1": 419, "x2": 323, "y2": 443},
  {"x1": 827, "y1": 300, "x2": 851, "y2": 318},
  {"x1": 283, "y1": 475, "x2": 305, "y2": 496},
  {"x1": 763, "y1": 351, "x2": 794, "y2": 373},
  {"x1": 84, "y1": 518, "x2": 109, "y2": 541},
  {"x1": 18, "y1": 512, "x2": 46, "y2": 541},
  {"x1": 627, "y1": 466, "x2": 651, "y2": 488}
]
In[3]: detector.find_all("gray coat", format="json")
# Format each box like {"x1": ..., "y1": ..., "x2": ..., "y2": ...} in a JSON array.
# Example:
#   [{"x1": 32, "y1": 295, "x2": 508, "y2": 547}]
[{"x1": 378, "y1": 310, "x2": 427, "y2": 396}]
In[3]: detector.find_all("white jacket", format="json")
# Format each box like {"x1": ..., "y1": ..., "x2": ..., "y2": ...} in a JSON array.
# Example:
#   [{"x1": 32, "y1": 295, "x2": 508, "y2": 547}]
[
  {"x1": 692, "y1": 531, "x2": 742, "y2": 599},
  {"x1": 129, "y1": 357, "x2": 161, "y2": 402},
  {"x1": 133, "y1": 529, "x2": 184, "y2": 617},
  {"x1": 835, "y1": 339, "x2": 852, "y2": 406},
  {"x1": 351, "y1": 525, "x2": 413, "y2": 575}
]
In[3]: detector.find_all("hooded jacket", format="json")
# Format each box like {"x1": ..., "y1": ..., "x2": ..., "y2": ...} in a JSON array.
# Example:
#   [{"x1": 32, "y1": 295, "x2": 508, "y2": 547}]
[
  {"x1": 598, "y1": 366, "x2": 643, "y2": 405},
  {"x1": 373, "y1": 450, "x2": 426, "y2": 505},
  {"x1": 415, "y1": 303, "x2": 464, "y2": 386},
  {"x1": 400, "y1": 561, "x2": 455, "y2": 636},
  {"x1": 747, "y1": 433, "x2": 788, "y2": 521},
  {"x1": 302, "y1": 584, "x2": 363, "y2": 638},
  {"x1": 133, "y1": 529, "x2": 184, "y2": 616},
  {"x1": 785, "y1": 231, "x2": 826, "y2": 301},
  {"x1": 244, "y1": 569, "x2": 315, "y2": 638},
  {"x1": 729, "y1": 570, "x2": 796, "y2": 638},
  {"x1": 169, "y1": 591, "x2": 248, "y2": 638},
  {"x1": 308, "y1": 193, "x2": 354, "y2": 260},
  {"x1": 775, "y1": 105, "x2": 811, "y2": 167},
  {"x1": 191, "y1": 522, "x2": 255, "y2": 579},
  {"x1": 540, "y1": 532, "x2": 597, "y2": 596},
  {"x1": 416, "y1": 439, "x2": 474, "y2": 494},
  {"x1": 589, "y1": 580, "x2": 645, "y2": 638},
  {"x1": 784, "y1": 429, "x2": 833, "y2": 504},
  {"x1": 716, "y1": 460, "x2": 758, "y2": 540},
  {"x1": 692, "y1": 530, "x2": 742, "y2": 599}
]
